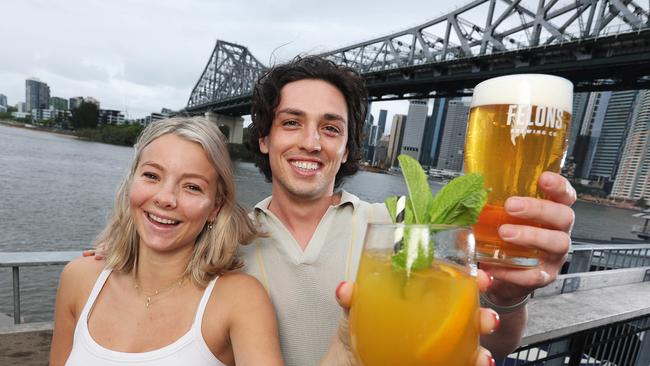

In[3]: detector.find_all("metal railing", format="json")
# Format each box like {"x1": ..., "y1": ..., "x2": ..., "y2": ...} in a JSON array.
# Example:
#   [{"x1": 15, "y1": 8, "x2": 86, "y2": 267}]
[
  {"x1": 503, "y1": 315, "x2": 650, "y2": 366},
  {"x1": 566, "y1": 243, "x2": 650, "y2": 273},
  {"x1": 0, "y1": 251, "x2": 80, "y2": 325}
]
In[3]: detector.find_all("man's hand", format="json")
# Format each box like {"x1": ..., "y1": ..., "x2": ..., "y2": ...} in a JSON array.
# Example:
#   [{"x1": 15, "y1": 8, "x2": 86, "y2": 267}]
[
  {"x1": 481, "y1": 172, "x2": 576, "y2": 303},
  {"x1": 81, "y1": 248, "x2": 104, "y2": 260},
  {"x1": 479, "y1": 172, "x2": 575, "y2": 357},
  {"x1": 324, "y1": 272, "x2": 499, "y2": 366}
]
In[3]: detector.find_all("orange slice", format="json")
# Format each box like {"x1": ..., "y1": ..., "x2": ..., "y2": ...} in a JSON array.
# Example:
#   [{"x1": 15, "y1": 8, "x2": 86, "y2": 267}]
[{"x1": 416, "y1": 267, "x2": 478, "y2": 364}]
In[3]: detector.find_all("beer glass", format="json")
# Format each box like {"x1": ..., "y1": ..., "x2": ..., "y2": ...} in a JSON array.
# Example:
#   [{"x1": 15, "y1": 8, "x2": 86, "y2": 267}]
[
  {"x1": 464, "y1": 74, "x2": 573, "y2": 267},
  {"x1": 349, "y1": 224, "x2": 479, "y2": 366}
]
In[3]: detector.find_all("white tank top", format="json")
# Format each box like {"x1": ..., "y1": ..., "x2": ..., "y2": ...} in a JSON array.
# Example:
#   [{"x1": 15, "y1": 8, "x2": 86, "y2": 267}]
[{"x1": 66, "y1": 269, "x2": 226, "y2": 366}]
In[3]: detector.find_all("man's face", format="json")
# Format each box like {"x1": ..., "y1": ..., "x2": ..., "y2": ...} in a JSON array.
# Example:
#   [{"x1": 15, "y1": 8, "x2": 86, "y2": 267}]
[{"x1": 259, "y1": 79, "x2": 349, "y2": 200}]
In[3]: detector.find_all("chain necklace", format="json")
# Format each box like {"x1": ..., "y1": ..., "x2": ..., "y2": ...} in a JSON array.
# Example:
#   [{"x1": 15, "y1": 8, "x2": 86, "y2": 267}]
[{"x1": 133, "y1": 275, "x2": 186, "y2": 309}]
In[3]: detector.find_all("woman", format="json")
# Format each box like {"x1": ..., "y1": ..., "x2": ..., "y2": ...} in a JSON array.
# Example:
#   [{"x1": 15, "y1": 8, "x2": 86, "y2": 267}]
[{"x1": 50, "y1": 117, "x2": 283, "y2": 365}]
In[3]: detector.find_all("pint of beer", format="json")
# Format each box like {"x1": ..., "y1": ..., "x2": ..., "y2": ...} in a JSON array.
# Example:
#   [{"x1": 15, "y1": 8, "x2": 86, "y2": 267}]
[{"x1": 464, "y1": 74, "x2": 573, "y2": 267}]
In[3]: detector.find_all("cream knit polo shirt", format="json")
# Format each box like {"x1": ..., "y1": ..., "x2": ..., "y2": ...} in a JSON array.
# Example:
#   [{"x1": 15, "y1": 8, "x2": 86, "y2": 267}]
[{"x1": 239, "y1": 191, "x2": 390, "y2": 366}]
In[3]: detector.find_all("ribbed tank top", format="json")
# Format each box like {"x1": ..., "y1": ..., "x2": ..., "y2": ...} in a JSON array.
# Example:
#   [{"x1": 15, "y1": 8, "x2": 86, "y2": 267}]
[{"x1": 66, "y1": 269, "x2": 226, "y2": 366}]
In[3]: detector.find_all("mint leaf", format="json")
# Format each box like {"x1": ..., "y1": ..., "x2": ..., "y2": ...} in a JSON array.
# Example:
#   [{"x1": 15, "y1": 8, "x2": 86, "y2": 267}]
[
  {"x1": 391, "y1": 226, "x2": 435, "y2": 274},
  {"x1": 429, "y1": 173, "x2": 488, "y2": 226},
  {"x1": 397, "y1": 155, "x2": 433, "y2": 224},
  {"x1": 386, "y1": 156, "x2": 488, "y2": 276},
  {"x1": 385, "y1": 196, "x2": 398, "y2": 223}
]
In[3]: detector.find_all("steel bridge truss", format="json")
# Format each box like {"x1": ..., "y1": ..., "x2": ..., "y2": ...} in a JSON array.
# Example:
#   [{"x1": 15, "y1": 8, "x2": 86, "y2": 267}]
[
  {"x1": 187, "y1": 40, "x2": 267, "y2": 111},
  {"x1": 186, "y1": 0, "x2": 649, "y2": 114},
  {"x1": 321, "y1": 0, "x2": 649, "y2": 73}
]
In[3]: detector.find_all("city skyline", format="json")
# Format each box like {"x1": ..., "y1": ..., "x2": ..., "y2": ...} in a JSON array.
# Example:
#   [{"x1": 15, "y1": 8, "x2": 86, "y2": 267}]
[{"x1": 1, "y1": 0, "x2": 472, "y2": 119}]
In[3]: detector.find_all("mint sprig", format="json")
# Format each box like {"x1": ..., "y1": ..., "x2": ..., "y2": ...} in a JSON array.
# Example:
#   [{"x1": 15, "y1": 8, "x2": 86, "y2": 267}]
[{"x1": 387, "y1": 155, "x2": 488, "y2": 273}]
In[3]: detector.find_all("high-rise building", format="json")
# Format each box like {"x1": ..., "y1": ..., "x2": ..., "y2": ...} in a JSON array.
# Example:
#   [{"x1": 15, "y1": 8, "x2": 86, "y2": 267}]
[
  {"x1": 420, "y1": 98, "x2": 448, "y2": 167},
  {"x1": 571, "y1": 91, "x2": 611, "y2": 178},
  {"x1": 69, "y1": 97, "x2": 84, "y2": 109},
  {"x1": 362, "y1": 113, "x2": 375, "y2": 162},
  {"x1": 50, "y1": 96, "x2": 68, "y2": 110},
  {"x1": 567, "y1": 92, "x2": 590, "y2": 158},
  {"x1": 589, "y1": 90, "x2": 640, "y2": 187},
  {"x1": 611, "y1": 90, "x2": 650, "y2": 202},
  {"x1": 376, "y1": 109, "x2": 387, "y2": 139},
  {"x1": 399, "y1": 100, "x2": 428, "y2": 160},
  {"x1": 436, "y1": 99, "x2": 470, "y2": 172},
  {"x1": 373, "y1": 135, "x2": 390, "y2": 166},
  {"x1": 368, "y1": 124, "x2": 379, "y2": 161},
  {"x1": 25, "y1": 78, "x2": 50, "y2": 111},
  {"x1": 0, "y1": 94, "x2": 7, "y2": 107},
  {"x1": 387, "y1": 114, "x2": 407, "y2": 167}
]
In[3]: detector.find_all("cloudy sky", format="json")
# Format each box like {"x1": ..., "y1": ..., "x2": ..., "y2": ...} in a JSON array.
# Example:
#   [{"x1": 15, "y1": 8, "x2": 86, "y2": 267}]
[{"x1": 1, "y1": 0, "x2": 472, "y2": 120}]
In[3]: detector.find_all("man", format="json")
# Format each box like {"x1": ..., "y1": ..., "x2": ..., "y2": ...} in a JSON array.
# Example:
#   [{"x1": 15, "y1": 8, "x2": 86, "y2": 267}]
[{"x1": 242, "y1": 56, "x2": 575, "y2": 365}]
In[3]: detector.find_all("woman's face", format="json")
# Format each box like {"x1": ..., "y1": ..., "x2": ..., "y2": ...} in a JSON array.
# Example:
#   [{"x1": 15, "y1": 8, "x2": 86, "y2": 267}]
[{"x1": 129, "y1": 134, "x2": 220, "y2": 254}]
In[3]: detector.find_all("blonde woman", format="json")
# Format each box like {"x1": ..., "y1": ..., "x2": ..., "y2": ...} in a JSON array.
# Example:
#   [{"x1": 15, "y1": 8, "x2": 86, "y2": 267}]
[{"x1": 50, "y1": 117, "x2": 283, "y2": 365}]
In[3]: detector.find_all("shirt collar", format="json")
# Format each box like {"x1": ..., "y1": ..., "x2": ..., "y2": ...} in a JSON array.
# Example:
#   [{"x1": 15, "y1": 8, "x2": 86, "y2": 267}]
[{"x1": 253, "y1": 190, "x2": 360, "y2": 216}]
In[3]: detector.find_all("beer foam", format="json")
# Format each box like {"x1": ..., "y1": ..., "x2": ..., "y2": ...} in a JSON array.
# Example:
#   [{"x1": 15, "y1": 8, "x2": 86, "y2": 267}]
[{"x1": 471, "y1": 74, "x2": 573, "y2": 111}]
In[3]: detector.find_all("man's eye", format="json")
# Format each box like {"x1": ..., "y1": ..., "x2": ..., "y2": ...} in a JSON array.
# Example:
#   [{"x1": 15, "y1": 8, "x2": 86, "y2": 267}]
[
  {"x1": 283, "y1": 120, "x2": 299, "y2": 127},
  {"x1": 324, "y1": 126, "x2": 341, "y2": 134}
]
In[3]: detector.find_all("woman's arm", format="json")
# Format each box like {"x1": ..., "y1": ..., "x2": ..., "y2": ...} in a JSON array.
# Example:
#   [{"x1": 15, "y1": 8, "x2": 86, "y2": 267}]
[
  {"x1": 225, "y1": 274, "x2": 283, "y2": 366},
  {"x1": 49, "y1": 258, "x2": 92, "y2": 365}
]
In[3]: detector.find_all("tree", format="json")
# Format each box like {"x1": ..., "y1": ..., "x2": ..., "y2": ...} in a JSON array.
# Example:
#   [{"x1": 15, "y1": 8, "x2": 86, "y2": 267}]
[{"x1": 70, "y1": 102, "x2": 99, "y2": 129}]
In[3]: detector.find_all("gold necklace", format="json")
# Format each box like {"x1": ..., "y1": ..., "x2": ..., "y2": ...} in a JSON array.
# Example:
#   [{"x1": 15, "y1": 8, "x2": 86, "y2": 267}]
[{"x1": 133, "y1": 275, "x2": 186, "y2": 309}]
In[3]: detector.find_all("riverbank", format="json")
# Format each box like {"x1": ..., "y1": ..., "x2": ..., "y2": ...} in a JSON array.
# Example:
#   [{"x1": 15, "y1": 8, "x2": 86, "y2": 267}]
[
  {"x1": 0, "y1": 120, "x2": 78, "y2": 139},
  {"x1": 577, "y1": 194, "x2": 643, "y2": 210}
]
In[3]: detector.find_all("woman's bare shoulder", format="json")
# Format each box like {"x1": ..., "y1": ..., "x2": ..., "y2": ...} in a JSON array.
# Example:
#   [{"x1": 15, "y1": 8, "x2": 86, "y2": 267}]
[{"x1": 60, "y1": 256, "x2": 105, "y2": 292}]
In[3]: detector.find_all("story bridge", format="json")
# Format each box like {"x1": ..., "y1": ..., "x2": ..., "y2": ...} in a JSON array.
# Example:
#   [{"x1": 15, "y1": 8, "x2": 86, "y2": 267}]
[{"x1": 184, "y1": 0, "x2": 650, "y2": 142}]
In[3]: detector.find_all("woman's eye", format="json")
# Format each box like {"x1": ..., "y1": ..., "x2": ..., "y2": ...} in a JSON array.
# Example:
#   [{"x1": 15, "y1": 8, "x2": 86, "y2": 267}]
[
  {"x1": 186, "y1": 184, "x2": 202, "y2": 192},
  {"x1": 143, "y1": 172, "x2": 158, "y2": 180}
]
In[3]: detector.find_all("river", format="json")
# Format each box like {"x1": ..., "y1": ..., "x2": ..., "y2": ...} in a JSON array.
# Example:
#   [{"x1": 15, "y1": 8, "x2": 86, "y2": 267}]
[{"x1": 0, "y1": 124, "x2": 646, "y2": 321}]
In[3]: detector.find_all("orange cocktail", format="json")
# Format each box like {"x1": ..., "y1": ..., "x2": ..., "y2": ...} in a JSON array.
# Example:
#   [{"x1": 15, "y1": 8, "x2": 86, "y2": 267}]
[{"x1": 349, "y1": 224, "x2": 479, "y2": 366}]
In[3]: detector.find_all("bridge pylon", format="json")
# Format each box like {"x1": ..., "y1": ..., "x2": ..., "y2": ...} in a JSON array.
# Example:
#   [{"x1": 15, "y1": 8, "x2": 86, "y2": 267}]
[{"x1": 205, "y1": 111, "x2": 244, "y2": 144}]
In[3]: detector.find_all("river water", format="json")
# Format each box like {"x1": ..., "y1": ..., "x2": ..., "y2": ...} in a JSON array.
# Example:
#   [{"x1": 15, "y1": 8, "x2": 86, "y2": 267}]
[{"x1": 0, "y1": 124, "x2": 645, "y2": 322}]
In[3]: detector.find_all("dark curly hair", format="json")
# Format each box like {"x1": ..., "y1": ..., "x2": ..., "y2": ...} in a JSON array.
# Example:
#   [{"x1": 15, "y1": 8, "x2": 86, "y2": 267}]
[{"x1": 246, "y1": 55, "x2": 368, "y2": 189}]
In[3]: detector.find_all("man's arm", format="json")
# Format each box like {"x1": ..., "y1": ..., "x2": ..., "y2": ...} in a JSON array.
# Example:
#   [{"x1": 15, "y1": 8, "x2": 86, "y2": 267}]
[{"x1": 480, "y1": 172, "x2": 576, "y2": 357}]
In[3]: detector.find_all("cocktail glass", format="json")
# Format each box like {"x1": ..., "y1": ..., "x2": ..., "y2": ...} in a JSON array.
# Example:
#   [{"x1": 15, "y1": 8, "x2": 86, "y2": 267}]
[{"x1": 349, "y1": 223, "x2": 479, "y2": 366}]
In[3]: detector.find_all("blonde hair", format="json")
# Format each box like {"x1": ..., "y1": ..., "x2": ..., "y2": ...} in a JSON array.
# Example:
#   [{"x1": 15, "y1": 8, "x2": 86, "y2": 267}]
[{"x1": 95, "y1": 116, "x2": 257, "y2": 287}]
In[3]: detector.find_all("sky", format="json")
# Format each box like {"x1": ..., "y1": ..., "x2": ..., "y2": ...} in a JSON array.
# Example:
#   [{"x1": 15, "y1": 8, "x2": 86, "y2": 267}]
[{"x1": 2, "y1": 0, "x2": 475, "y2": 121}]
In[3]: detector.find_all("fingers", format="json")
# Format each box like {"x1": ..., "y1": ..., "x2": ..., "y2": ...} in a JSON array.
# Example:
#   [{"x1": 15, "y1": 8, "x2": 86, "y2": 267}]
[
  {"x1": 475, "y1": 347, "x2": 496, "y2": 366},
  {"x1": 476, "y1": 269, "x2": 494, "y2": 293},
  {"x1": 505, "y1": 196, "x2": 575, "y2": 232},
  {"x1": 479, "y1": 307, "x2": 500, "y2": 335},
  {"x1": 81, "y1": 250, "x2": 95, "y2": 257},
  {"x1": 498, "y1": 224, "x2": 571, "y2": 257},
  {"x1": 481, "y1": 263, "x2": 552, "y2": 290},
  {"x1": 335, "y1": 281, "x2": 353, "y2": 312},
  {"x1": 539, "y1": 172, "x2": 577, "y2": 206}
]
